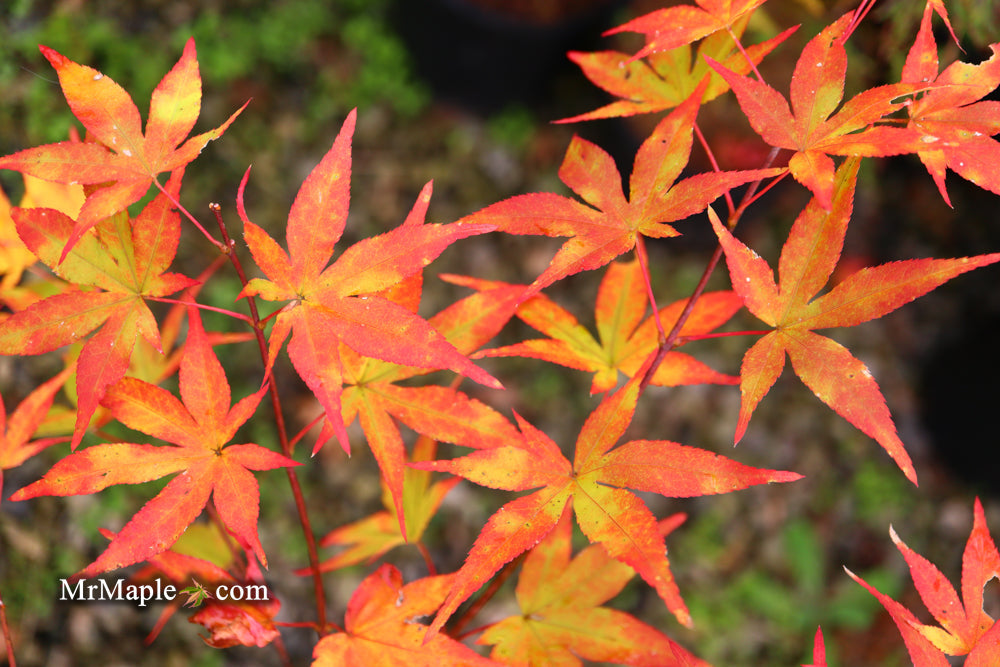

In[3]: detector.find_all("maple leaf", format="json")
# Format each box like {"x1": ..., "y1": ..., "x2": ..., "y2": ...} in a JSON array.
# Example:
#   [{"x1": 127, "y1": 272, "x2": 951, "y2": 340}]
[
  {"x1": 464, "y1": 259, "x2": 742, "y2": 394},
  {"x1": 0, "y1": 38, "x2": 245, "y2": 258},
  {"x1": 0, "y1": 171, "x2": 85, "y2": 293},
  {"x1": 311, "y1": 563, "x2": 498, "y2": 666},
  {"x1": 179, "y1": 579, "x2": 213, "y2": 608},
  {"x1": 0, "y1": 184, "x2": 34, "y2": 295},
  {"x1": 846, "y1": 498, "x2": 1000, "y2": 665},
  {"x1": 413, "y1": 367, "x2": 802, "y2": 639},
  {"x1": 331, "y1": 189, "x2": 521, "y2": 536},
  {"x1": 10, "y1": 308, "x2": 299, "y2": 575},
  {"x1": 901, "y1": 0, "x2": 1000, "y2": 206},
  {"x1": 478, "y1": 506, "x2": 710, "y2": 667},
  {"x1": 307, "y1": 436, "x2": 460, "y2": 573},
  {"x1": 709, "y1": 157, "x2": 1000, "y2": 485},
  {"x1": 559, "y1": 16, "x2": 795, "y2": 122},
  {"x1": 0, "y1": 174, "x2": 197, "y2": 448},
  {"x1": 604, "y1": 0, "x2": 770, "y2": 61},
  {"x1": 1, "y1": 174, "x2": 88, "y2": 314},
  {"x1": 706, "y1": 13, "x2": 924, "y2": 209},
  {"x1": 0, "y1": 363, "x2": 74, "y2": 498},
  {"x1": 238, "y1": 110, "x2": 501, "y2": 455},
  {"x1": 458, "y1": 84, "x2": 783, "y2": 298}
]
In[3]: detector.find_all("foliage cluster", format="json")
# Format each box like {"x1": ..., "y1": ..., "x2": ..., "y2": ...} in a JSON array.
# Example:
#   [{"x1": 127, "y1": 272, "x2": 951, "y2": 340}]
[{"x1": 1, "y1": 0, "x2": 999, "y2": 665}]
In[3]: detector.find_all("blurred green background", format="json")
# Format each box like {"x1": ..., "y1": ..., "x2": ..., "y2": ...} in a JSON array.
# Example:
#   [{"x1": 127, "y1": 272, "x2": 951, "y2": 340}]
[{"x1": 1, "y1": 0, "x2": 999, "y2": 665}]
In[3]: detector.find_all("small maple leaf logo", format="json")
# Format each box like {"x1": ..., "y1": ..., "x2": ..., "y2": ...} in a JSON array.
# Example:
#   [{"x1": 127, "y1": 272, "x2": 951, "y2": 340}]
[{"x1": 179, "y1": 579, "x2": 213, "y2": 608}]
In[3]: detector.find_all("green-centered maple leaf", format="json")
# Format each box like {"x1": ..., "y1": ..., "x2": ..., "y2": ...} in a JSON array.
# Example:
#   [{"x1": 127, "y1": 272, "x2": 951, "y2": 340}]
[
  {"x1": 478, "y1": 506, "x2": 710, "y2": 666},
  {"x1": 559, "y1": 16, "x2": 795, "y2": 122},
  {"x1": 458, "y1": 83, "x2": 783, "y2": 299},
  {"x1": 306, "y1": 436, "x2": 460, "y2": 574},
  {"x1": 238, "y1": 110, "x2": 501, "y2": 456},
  {"x1": 709, "y1": 157, "x2": 1000, "y2": 485},
  {"x1": 0, "y1": 363, "x2": 74, "y2": 498},
  {"x1": 901, "y1": 0, "x2": 1000, "y2": 205},
  {"x1": 707, "y1": 13, "x2": 924, "y2": 209},
  {"x1": 0, "y1": 38, "x2": 244, "y2": 259},
  {"x1": 413, "y1": 366, "x2": 802, "y2": 639},
  {"x1": 0, "y1": 174, "x2": 197, "y2": 448},
  {"x1": 846, "y1": 498, "x2": 1000, "y2": 666},
  {"x1": 10, "y1": 308, "x2": 299, "y2": 576},
  {"x1": 461, "y1": 259, "x2": 741, "y2": 394},
  {"x1": 604, "y1": 0, "x2": 770, "y2": 61},
  {"x1": 311, "y1": 563, "x2": 498, "y2": 667}
]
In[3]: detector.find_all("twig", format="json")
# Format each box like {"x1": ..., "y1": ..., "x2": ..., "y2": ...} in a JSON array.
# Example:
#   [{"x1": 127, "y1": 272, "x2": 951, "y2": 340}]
[{"x1": 209, "y1": 203, "x2": 330, "y2": 635}]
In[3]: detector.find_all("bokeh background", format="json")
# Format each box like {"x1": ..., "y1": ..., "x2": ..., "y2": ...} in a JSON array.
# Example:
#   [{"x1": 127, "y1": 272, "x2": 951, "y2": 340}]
[{"x1": 1, "y1": 0, "x2": 1000, "y2": 664}]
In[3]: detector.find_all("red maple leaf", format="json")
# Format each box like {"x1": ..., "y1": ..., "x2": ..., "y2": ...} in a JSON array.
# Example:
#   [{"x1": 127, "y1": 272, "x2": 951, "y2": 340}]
[
  {"x1": 237, "y1": 110, "x2": 501, "y2": 455},
  {"x1": 846, "y1": 498, "x2": 1000, "y2": 665},
  {"x1": 0, "y1": 174, "x2": 196, "y2": 448},
  {"x1": 901, "y1": 0, "x2": 1000, "y2": 205},
  {"x1": 0, "y1": 38, "x2": 244, "y2": 258},
  {"x1": 311, "y1": 563, "x2": 498, "y2": 666},
  {"x1": 413, "y1": 366, "x2": 802, "y2": 639},
  {"x1": 710, "y1": 157, "x2": 1000, "y2": 484},
  {"x1": 10, "y1": 308, "x2": 299, "y2": 575},
  {"x1": 479, "y1": 507, "x2": 709, "y2": 666},
  {"x1": 458, "y1": 84, "x2": 783, "y2": 298},
  {"x1": 707, "y1": 13, "x2": 924, "y2": 208}
]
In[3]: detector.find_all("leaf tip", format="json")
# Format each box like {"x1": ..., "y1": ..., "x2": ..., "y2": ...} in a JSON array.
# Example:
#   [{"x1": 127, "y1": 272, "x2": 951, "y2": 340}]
[
  {"x1": 774, "y1": 470, "x2": 805, "y2": 483},
  {"x1": 38, "y1": 44, "x2": 66, "y2": 69}
]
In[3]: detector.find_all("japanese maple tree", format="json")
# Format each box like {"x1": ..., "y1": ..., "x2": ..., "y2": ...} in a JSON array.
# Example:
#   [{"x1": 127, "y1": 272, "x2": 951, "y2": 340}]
[{"x1": 0, "y1": 0, "x2": 999, "y2": 664}]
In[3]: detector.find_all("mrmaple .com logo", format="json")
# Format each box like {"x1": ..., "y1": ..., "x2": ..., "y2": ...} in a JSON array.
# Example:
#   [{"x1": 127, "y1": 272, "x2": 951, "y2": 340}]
[{"x1": 59, "y1": 577, "x2": 269, "y2": 607}]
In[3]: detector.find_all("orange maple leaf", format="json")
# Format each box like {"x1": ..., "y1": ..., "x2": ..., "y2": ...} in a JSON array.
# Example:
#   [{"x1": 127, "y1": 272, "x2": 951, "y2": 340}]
[
  {"x1": 463, "y1": 259, "x2": 742, "y2": 394},
  {"x1": 457, "y1": 83, "x2": 783, "y2": 299},
  {"x1": 10, "y1": 308, "x2": 299, "y2": 575},
  {"x1": 846, "y1": 498, "x2": 1000, "y2": 665},
  {"x1": 605, "y1": 0, "x2": 770, "y2": 61},
  {"x1": 0, "y1": 38, "x2": 244, "y2": 259},
  {"x1": 462, "y1": 81, "x2": 784, "y2": 301},
  {"x1": 0, "y1": 174, "x2": 196, "y2": 448},
  {"x1": 0, "y1": 363, "x2": 73, "y2": 498},
  {"x1": 707, "y1": 13, "x2": 924, "y2": 209},
  {"x1": 709, "y1": 157, "x2": 1000, "y2": 484},
  {"x1": 559, "y1": 16, "x2": 794, "y2": 122},
  {"x1": 311, "y1": 563, "x2": 498, "y2": 666},
  {"x1": 413, "y1": 366, "x2": 802, "y2": 639},
  {"x1": 237, "y1": 110, "x2": 501, "y2": 455},
  {"x1": 479, "y1": 507, "x2": 710, "y2": 666},
  {"x1": 337, "y1": 259, "x2": 521, "y2": 538},
  {"x1": 0, "y1": 170, "x2": 84, "y2": 294}
]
